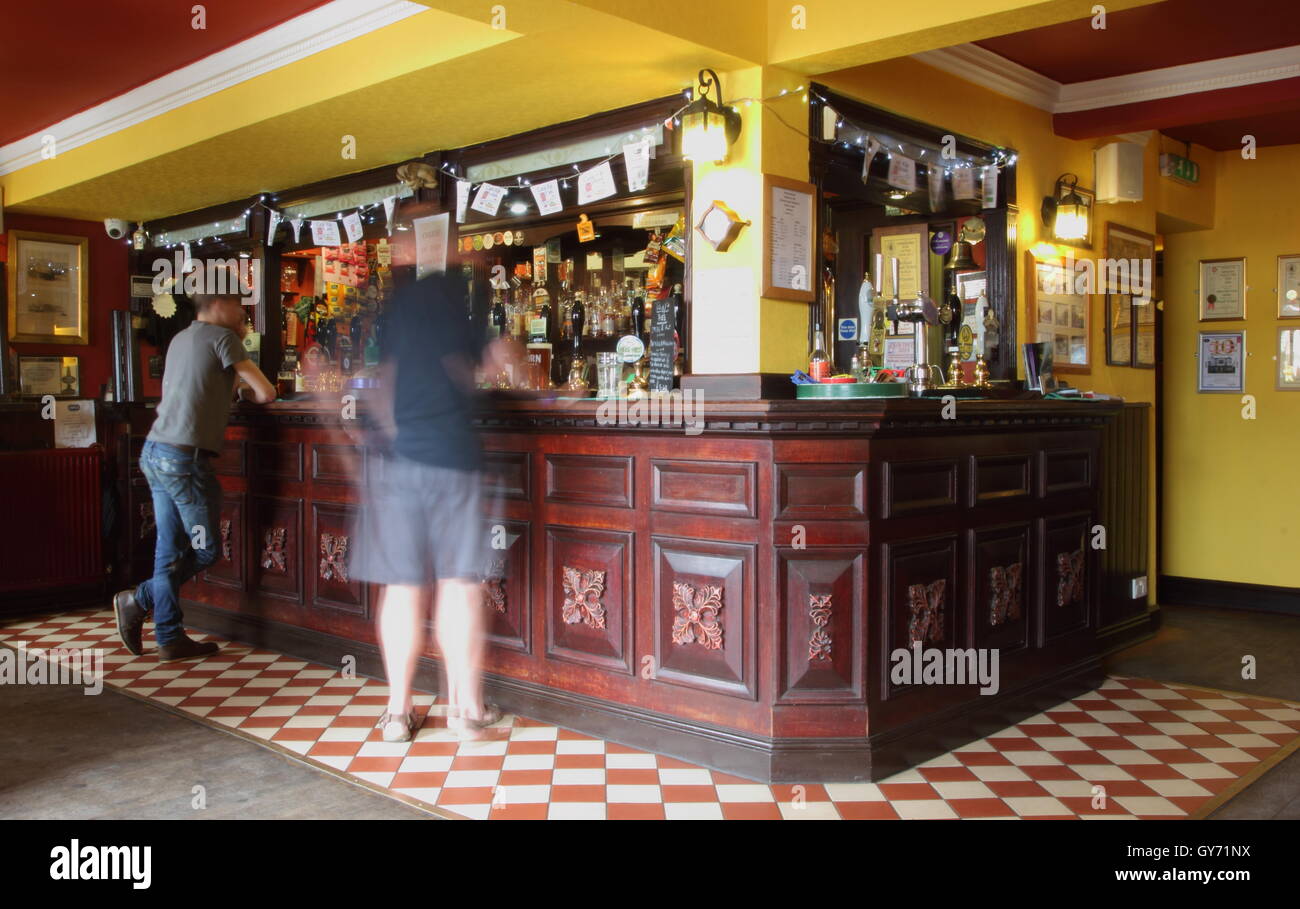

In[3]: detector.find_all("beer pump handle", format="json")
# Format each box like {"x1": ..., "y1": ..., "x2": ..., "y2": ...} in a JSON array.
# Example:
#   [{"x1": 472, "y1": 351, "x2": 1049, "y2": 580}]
[
  {"x1": 890, "y1": 257, "x2": 900, "y2": 303},
  {"x1": 875, "y1": 254, "x2": 884, "y2": 295}
]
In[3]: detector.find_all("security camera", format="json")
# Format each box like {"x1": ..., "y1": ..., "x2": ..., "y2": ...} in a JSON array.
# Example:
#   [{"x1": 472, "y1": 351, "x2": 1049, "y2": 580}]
[{"x1": 104, "y1": 218, "x2": 130, "y2": 240}]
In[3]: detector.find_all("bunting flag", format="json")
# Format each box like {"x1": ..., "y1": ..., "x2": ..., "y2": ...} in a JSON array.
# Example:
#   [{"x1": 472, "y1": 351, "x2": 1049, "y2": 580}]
[
  {"x1": 266, "y1": 210, "x2": 282, "y2": 246},
  {"x1": 927, "y1": 166, "x2": 945, "y2": 212},
  {"x1": 982, "y1": 165, "x2": 999, "y2": 209},
  {"x1": 887, "y1": 154, "x2": 917, "y2": 192},
  {"x1": 622, "y1": 139, "x2": 650, "y2": 192},
  {"x1": 384, "y1": 196, "x2": 397, "y2": 235},
  {"x1": 530, "y1": 179, "x2": 563, "y2": 215},
  {"x1": 952, "y1": 168, "x2": 977, "y2": 201},
  {"x1": 471, "y1": 183, "x2": 506, "y2": 216},
  {"x1": 310, "y1": 219, "x2": 342, "y2": 247},
  {"x1": 455, "y1": 181, "x2": 470, "y2": 223},
  {"x1": 289, "y1": 216, "x2": 304, "y2": 242},
  {"x1": 342, "y1": 211, "x2": 364, "y2": 243},
  {"x1": 862, "y1": 138, "x2": 882, "y2": 183},
  {"x1": 577, "y1": 161, "x2": 616, "y2": 205}
]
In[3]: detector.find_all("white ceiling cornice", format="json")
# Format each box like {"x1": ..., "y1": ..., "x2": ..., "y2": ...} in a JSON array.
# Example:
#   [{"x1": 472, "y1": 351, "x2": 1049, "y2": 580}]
[
  {"x1": 913, "y1": 42, "x2": 1300, "y2": 116},
  {"x1": 0, "y1": 0, "x2": 427, "y2": 178}
]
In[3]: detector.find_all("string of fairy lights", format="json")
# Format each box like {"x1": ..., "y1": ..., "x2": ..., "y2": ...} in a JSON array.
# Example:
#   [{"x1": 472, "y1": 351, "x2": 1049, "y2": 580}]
[{"x1": 139, "y1": 83, "x2": 1016, "y2": 249}]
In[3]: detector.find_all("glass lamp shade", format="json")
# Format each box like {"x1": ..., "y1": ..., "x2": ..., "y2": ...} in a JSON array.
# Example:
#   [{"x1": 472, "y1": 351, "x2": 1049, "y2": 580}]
[
  {"x1": 1053, "y1": 195, "x2": 1088, "y2": 241},
  {"x1": 682, "y1": 107, "x2": 730, "y2": 164}
]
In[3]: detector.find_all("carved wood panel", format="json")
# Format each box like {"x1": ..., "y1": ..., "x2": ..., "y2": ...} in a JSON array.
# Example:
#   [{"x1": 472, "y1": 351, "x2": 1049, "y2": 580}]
[
  {"x1": 774, "y1": 463, "x2": 867, "y2": 520},
  {"x1": 776, "y1": 549, "x2": 865, "y2": 703},
  {"x1": 203, "y1": 491, "x2": 244, "y2": 590},
  {"x1": 545, "y1": 526, "x2": 633, "y2": 673},
  {"x1": 1040, "y1": 448, "x2": 1092, "y2": 496},
  {"x1": 651, "y1": 536, "x2": 756, "y2": 699},
  {"x1": 310, "y1": 502, "x2": 367, "y2": 617},
  {"x1": 311, "y1": 444, "x2": 365, "y2": 486},
  {"x1": 545, "y1": 454, "x2": 633, "y2": 508},
  {"x1": 249, "y1": 441, "x2": 303, "y2": 482},
  {"x1": 968, "y1": 523, "x2": 1030, "y2": 653},
  {"x1": 881, "y1": 535, "x2": 958, "y2": 697},
  {"x1": 881, "y1": 458, "x2": 960, "y2": 518},
  {"x1": 970, "y1": 454, "x2": 1032, "y2": 506},
  {"x1": 650, "y1": 459, "x2": 756, "y2": 518},
  {"x1": 482, "y1": 450, "x2": 531, "y2": 501},
  {"x1": 1040, "y1": 512, "x2": 1094, "y2": 643},
  {"x1": 484, "y1": 518, "x2": 530, "y2": 654},
  {"x1": 213, "y1": 439, "x2": 246, "y2": 477},
  {"x1": 250, "y1": 495, "x2": 303, "y2": 603}
]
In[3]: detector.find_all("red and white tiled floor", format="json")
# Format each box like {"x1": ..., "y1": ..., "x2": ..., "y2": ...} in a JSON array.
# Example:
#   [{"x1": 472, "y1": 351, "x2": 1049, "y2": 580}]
[{"x1": 3, "y1": 607, "x2": 1298, "y2": 819}]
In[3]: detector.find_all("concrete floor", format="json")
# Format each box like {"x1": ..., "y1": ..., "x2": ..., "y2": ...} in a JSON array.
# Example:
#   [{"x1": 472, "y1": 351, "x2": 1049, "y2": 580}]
[
  {"x1": 1103, "y1": 603, "x2": 1300, "y2": 819},
  {"x1": 1, "y1": 601, "x2": 1295, "y2": 819},
  {"x1": 0, "y1": 681, "x2": 430, "y2": 820}
]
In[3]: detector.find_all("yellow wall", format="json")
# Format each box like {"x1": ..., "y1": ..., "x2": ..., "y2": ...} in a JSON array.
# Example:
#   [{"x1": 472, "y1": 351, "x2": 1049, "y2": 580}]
[{"x1": 1163, "y1": 146, "x2": 1300, "y2": 589}]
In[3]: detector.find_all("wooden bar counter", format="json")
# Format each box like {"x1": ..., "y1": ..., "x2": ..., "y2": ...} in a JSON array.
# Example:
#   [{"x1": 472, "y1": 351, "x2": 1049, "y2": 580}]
[{"x1": 165, "y1": 392, "x2": 1121, "y2": 782}]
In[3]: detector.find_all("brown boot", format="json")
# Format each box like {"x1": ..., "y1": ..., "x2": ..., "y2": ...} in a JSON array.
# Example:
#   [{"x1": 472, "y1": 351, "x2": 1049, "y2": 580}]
[
  {"x1": 158, "y1": 635, "x2": 219, "y2": 663},
  {"x1": 113, "y1": 589, "x2": 146, "y2": 656}
]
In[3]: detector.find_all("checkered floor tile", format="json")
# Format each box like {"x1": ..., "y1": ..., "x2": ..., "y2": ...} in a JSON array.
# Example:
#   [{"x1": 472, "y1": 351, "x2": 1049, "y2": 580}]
[{"x1": 3, "y1": 607, "x2": 1298, "y2": 820}]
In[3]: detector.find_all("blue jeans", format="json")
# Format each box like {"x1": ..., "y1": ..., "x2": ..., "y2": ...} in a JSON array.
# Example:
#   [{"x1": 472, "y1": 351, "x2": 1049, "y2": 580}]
[{"x1": 135, "y1": 440, "x2": 221, "y2": 646}]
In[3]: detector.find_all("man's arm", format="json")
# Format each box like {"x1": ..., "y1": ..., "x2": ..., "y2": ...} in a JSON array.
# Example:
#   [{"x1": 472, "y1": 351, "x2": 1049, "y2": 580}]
[{"x1": 233, "y1": 359, "x2": 277, "y2": 404}]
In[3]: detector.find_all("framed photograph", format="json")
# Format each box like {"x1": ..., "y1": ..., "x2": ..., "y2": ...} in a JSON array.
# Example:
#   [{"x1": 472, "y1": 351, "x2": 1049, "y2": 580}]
[
  {"x1": 1278, "y1": 327, "x2": 1300, "y2": 390},
  {"x1": 1134, "y1": 296, "x2": 1157, "y2": 368},
  {"x1": 6, "y1": 231, "x2": 90, "y2": 344},
  {"x1": 1105, "y1": 294, "x2": 1132, "y2": 366},
  {"x1": 1026, "y1": 252, "x2": 1089, "y2": 373},
  {"x1": 1197, "y1": 331, "x2": 1244, "y2": 393},
  {"x1": 1277, "y1": 255, "x2": 1300, "y2": 318},
  {"x1": 18, "y1": 355, "x2": 80, "y2": 397},
  {"x1": 762, "y1": 173, "x2": 816, "y2": 302},
  {"x1": 1199, "y1": 258, "x2": 1246, "y2": 321},
  {"x1": 1104, "y1": 222, "x2": 1155, "y2": 296}
]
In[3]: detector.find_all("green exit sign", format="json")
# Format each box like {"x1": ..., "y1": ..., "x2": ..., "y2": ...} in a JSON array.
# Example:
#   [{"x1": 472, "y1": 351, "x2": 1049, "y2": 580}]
[{"x1": 1160, "y1": 152, "x2": 1200, "y2": 185}]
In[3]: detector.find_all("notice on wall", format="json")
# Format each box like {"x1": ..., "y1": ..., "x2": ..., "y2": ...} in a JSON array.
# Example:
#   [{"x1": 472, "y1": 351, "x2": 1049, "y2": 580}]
[
  {"x1": 765, "y1": 176, "x2": 815, "y2": 301},
  {"x1": 883, "y1": 337, "x2": 914, "y2": 371},
  {"x1": 54, "y1": 400, "x2": 96, "y2": 449},
  {"x1": 413, "y1": 213, "x2": 449, "y2": 278},
  {"x1": 879, "y1": 232, "x2": 923, "y2": 300}
]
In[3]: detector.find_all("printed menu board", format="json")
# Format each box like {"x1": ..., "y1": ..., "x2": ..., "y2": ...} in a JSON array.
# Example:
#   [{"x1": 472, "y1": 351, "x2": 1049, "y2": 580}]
[{"x1": 763, "y1": 175, "x2": 815, "y2": 302}]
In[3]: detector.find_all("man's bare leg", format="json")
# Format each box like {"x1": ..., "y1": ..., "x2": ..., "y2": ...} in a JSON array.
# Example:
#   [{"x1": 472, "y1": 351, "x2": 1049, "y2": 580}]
[
  {"x1": 434, "y1": 579, "x2": 487, "y2": 721},
  {"x1": 379, "y1": 583, "x2": 430, "y2": 716}
]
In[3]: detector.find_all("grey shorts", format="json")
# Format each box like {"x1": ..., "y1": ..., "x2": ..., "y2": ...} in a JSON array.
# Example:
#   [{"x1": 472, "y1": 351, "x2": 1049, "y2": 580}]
[{"x1": 350, "y1": 453, "x2": 492, "y2": 586}]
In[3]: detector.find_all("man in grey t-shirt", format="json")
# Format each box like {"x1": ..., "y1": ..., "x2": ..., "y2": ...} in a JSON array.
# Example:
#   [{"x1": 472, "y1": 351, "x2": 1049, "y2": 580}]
[{"x1": 113, "y1": 265, "x2": 276, "y2": 662}]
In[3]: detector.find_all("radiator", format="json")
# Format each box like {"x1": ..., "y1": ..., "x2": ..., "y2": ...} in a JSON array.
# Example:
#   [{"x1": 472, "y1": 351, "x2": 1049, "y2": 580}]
[
  {"x1": 1098, "y1": 403, "x2": 1150, "y2": 631},
  {"x1": 0, "y1": 448, "x2": 103, "y2": 593}
]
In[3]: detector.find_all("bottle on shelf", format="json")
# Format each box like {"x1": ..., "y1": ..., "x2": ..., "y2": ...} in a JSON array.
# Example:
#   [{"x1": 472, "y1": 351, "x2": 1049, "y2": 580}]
[{"x1": 809, "y1": 318, "x2": 831, "y2": 382}]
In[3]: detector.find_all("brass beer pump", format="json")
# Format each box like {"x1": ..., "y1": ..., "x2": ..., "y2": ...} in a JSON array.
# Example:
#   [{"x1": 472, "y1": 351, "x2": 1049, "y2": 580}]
[{"x1": 884, "y1": 257, "x2": 942, "y2": 396}]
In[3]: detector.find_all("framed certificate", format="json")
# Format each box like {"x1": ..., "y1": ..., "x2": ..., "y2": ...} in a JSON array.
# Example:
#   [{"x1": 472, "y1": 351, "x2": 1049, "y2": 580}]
[
  {"x1": 1278, "y1": 327, "x2": 1300, "y2": 390},
  {"x1": 1105, "y1": 293, "x2": 1132, "y2": 366},
  {"x1": 1277, "y1": 255, "x2": 1300, "y2": 318},
  {"x1": 762, "y1": 174, "x2": 815, "y2": 302},
  {"x1": 18, "y1": 355, "x2": 80, "y2": 397},
  {"x1": 1026, "y1": 252, "x2": 1089, "y2": 372},
  {"x1": 6, "y1": 231, "x2": 90, "y2": 344},
  {"x1": 1197, "y1": 331, "x2": 1244, "y2": 393},
  {"x1": 1199, "y1": 258, "x2": 1245, "y2": 321}
]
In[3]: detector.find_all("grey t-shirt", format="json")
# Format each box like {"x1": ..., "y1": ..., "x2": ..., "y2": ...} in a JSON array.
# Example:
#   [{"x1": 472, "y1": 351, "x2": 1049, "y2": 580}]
[{"x1": 148, "y1": 320, "x2": 247, "y2": 454}]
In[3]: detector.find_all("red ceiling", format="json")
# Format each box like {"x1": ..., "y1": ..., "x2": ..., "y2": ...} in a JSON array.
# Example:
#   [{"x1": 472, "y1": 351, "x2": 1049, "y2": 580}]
[
  {"x1": 0, "y1": 0, "x2": 332, "y2": 146},
  {"x1": 977, "y1": 0, "x2": 1300, "y2": 84}
]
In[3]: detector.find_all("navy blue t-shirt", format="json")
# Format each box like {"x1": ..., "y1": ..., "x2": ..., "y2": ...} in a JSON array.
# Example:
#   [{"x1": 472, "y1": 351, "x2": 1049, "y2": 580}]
[{"x1": 387, "y1": 272, "x2": 486, "y2": 471}]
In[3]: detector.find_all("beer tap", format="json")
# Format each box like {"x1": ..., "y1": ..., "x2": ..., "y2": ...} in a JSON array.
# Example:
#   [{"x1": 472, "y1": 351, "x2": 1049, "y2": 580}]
[{"x1": 884, "y1": 257, "x2": 942, "y2": 396}]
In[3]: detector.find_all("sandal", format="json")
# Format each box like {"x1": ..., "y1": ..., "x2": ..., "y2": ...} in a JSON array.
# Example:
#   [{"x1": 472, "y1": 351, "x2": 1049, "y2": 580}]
[
  {"x1": 376, "y1": 708, "x2": 421, "y2": 743},
  {"x1": 446, "y1": 704, "x2": 503, "y2": 741}
]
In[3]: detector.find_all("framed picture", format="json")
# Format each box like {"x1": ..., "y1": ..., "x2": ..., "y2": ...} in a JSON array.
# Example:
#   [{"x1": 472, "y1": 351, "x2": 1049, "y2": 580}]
[
  {"x1": 1277, "y1": 255, "x2": 1300, "y2": 318},
  {"x1": 761, "y1": 173, "x2": 816, "y2": 302},
  {"x1": 1105, "y1": 293, "x2": 1133, "y2": 366},
  {"x1": 1134, "y1": 297, "x2": 1157, "y2": 368},
  {"x1": 1197, "y1": 331, "x2": 1244, "y2": 393},
  {"x1": 1026, "y1": 252, "x2": 1089, "y2": 372},
  {"x1": 1104, "y1": 222, "x2": 1155, "y2": 296},
  {"x1": 1278, "y1": 327, "x2": 1300, "y2": 390},
  {"x1": 1199, "y1": 258, "x2": 1246, "y2": 321},
  {"x1": 6, "y1": 231, "x2": 90, "y2": 344},
  {"x1": 871, "y1": 222, "x2": 928, "y2": 302},
  {"x1": 18, "y1": 355, "x2": 80, "y2": 397}
]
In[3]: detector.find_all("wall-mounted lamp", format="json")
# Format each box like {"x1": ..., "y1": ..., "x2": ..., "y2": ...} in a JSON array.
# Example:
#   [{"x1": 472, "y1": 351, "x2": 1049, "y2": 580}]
[
  {"x1": 681, "y1": 69, "x2": 742, "y2": 165},
  {"x1": 1041, "y1": 174, "x2": 1089, "y2": 242}
]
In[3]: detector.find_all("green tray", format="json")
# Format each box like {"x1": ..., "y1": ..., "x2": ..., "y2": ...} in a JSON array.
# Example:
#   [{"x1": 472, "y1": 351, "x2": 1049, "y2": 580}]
[{"x1": 796, "y1": 382, "x2": 907, "y2": 399}]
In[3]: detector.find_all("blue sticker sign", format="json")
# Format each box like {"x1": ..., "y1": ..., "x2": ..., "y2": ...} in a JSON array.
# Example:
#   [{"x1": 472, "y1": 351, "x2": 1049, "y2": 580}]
[
  {"x1": 931, "y1": 230, "x2": 953, "y2": 256},
  {"x1": 837, "y1": 318, "x2": 859, "y2": 341}
]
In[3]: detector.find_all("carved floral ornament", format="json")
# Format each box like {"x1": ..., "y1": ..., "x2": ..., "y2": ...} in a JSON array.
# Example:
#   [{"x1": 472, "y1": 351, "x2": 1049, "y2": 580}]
[
  {"x1": 907, "y1": 580, "x2": 945, "y2": 646},
  {"x1": 808, "y1": 594, "x2": 833, "y2": 662},
  {"x1": 989, "y1": 562, "x2": 1023, "y2": 626},
  {"x1": 1057, "y1": 543, "x2": 1084, "y2": 607},
  {"x1": 484, "y1": 557, "x2": 508, "y2": 614},
  {"x1": 261, "y1": 527, "x2": 287, "y2": 572},
  {"x1": 219, "y1": 519, "x2": 233, "y2": 562},
  {"x1": 319, "y1": 533, "x2": 349, "y2": 583},
  {"x1": 562, "y1": 566, "x2": 607, "y2": 629},
  {"x1": 671, "y1": 580, "x2": 724, "y2": 650}
]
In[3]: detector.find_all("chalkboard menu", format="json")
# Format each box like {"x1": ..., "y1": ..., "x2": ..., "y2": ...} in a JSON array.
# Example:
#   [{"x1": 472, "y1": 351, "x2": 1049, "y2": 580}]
[{"x1": 649, "y1": 298, "x2": 676, "y2": 392}]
